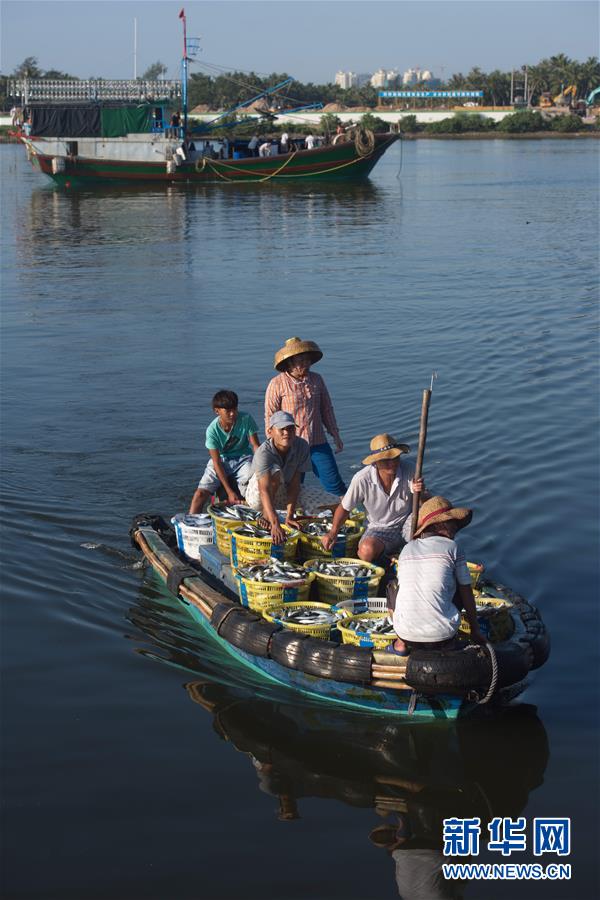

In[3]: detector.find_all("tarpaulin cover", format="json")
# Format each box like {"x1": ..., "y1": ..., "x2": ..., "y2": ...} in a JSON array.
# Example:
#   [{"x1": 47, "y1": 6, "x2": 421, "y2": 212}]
[
  {"x1": 30, "y1": 106, "x2": 101, "y2": 137},
  {"x1": 100, "y1": 106, "x2": 151, "y2": 137}
]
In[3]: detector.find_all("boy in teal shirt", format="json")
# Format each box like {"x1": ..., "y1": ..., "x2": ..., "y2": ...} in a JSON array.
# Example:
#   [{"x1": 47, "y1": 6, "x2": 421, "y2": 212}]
[{"x1": 189, "y1": 390, "x2": 260, "y2": 513}]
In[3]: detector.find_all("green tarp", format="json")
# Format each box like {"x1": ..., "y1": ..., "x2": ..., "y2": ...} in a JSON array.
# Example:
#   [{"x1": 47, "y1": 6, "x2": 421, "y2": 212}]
[{"x1": 100, "y1": 107, "x2": 152, "y2": 137}]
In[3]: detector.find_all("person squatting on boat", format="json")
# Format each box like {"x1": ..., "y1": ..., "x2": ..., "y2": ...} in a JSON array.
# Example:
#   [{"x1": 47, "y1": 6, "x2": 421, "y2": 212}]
[
  {"x1": 388, "y1": 496, "x2": 486, "y2": 655},
  {"x1": 244, "y1": 411, "x2": 312, "y2": 545},
  {"x1": 189, "y1": 390, "x2": 260, "y2": 514},
  {"x1": 321, "y1": 434, "x2": 423, "y2": 563},
  {"x1": 265, "y1": 337, "x2": 347, "y2": 499}
]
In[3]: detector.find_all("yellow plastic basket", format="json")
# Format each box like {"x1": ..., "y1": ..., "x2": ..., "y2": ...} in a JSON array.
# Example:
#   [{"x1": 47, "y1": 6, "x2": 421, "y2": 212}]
[
  {"x1": 263, "y1": 601, "x2": 336, "y2": 640},
  {"x1": 467, "y1": 561, "x2": 485, "y2": 588},
  {"x1": 235, "y1": 570, "x2": 315, "y2": 613},
  {"x1": 302, "y1": 557, "x2": 385, "y2": 606},
  {"x1": 207, "y1": 503, "x2": 250, "y2": 555},
  {"x1": 337, "y1": 612, "x2": 396, "y2": 649},
  {"x1": 229, "y1": 524, "x2": 299, "y2": 568},
  {"x1": 296, "y1": 518, "x2": 365, "y2": 561},
  {"x1": 459, "y1": 594, "x2": 514, "y2": 643}
]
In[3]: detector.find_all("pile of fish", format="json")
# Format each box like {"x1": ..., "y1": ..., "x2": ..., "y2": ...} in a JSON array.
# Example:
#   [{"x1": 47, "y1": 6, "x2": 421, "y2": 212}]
[
  {"x1": 344, "y1": 616, "x2": 396, "y2": 635},
  {"x1": 307, "y1": 560, "x2": 373, "y2": 578},
  {"x1": 236, "y1": 558, "x2": 307, "y2": 583},
  {"x1": 178, "y1": 513, "x2": 212, "y2": 528},
  {"x1": 300, "y1": 517, "x2": 357, "y2": 537},
  {"x1": 234, "y1": 523, "x2": 273, "y2": 538},
  {"x1": 212, "y1": 504, "x2": 262, "y2": 522},
  {"x1": 271, "y1": 606, "x2": 337, "y2": 627}
]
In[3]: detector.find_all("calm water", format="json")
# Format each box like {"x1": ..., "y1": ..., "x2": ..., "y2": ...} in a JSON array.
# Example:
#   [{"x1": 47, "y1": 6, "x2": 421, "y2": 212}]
[{"x1": 1, "y1": 139, "x2": 598, "y2": 900}]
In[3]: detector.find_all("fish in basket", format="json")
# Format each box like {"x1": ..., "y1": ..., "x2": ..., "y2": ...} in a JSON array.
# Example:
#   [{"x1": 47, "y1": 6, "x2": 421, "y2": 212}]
[
  {"x1": 459, "y1": 593, "x2": 514, "y2": 642},
  {"x1": 263, "y1": 602, "x2": 338, "y2": 640},
  {"x1": 302, "y1": 557, "x2": 385, "y2": 606},
  {"x1": 207, "y1": 502, "x2": 262, "y2": 555},
  {"x1": 337, "y1": 612, "x2": 397, "y2": 649},
  {"x1": 296, "y1": 517, "x2": 365, "y2": 560},
  {"x1": 234, "y1": 558, "x2": 315, "y2": 612},
  {"x1": 229, "y1": 522, "x2": 300, "y2": 567}
]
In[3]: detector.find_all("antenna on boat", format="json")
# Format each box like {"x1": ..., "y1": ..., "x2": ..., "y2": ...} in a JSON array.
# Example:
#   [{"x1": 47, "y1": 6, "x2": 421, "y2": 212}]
[
  {"x1": 409, "y1": 373, "x2": 437, "y2": 539},
  {"x1": 179, "y1": 7, "x2": 188, "y2": 131}
]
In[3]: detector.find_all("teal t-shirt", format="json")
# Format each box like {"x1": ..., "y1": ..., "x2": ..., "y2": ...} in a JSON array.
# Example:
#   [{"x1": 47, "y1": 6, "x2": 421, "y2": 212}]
[{"x1": 205, "y1": 411, "x2": 258, "y2": 459}]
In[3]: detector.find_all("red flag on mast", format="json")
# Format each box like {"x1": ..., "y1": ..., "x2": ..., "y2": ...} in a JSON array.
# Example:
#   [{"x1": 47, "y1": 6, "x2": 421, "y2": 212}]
[{"x1": 178, "y1": 8, "x2": 185, "y2": 18}]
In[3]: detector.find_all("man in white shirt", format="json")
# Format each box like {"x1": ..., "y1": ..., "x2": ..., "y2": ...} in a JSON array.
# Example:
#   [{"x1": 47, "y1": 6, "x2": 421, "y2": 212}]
[
  {"x1": 321, "y1": 433, "x2": 423, "y2": 562},
  {"x1": 247, "y1": 134, "x2": 259, "y2": 156},
  {"x1": 258, "y1": 141, "x2": 272, "y2": 157},
  {"x1": 305, "y1": 133, "x2": 316, "y2": 150},
  {"x1": 391, "y1": 496, "x2": 486, "y2": 654},
  {"x1": 280, "y1": 132, "x2": 289, "y2": 153}
]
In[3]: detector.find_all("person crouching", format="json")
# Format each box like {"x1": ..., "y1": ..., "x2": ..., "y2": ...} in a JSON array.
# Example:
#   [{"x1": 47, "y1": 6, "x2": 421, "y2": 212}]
[
  {"x1": 244, "y1": 411, "x2": 312, "y2": 545},
  {"x1": 389, "y1": 496, "x2": 486, "y2": 655}
]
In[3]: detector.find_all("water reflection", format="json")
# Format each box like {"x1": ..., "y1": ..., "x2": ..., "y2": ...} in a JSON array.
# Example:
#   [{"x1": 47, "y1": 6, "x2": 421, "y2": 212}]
[{"x1": 128, "y1": 583, "x2": 548, "y2": 900}]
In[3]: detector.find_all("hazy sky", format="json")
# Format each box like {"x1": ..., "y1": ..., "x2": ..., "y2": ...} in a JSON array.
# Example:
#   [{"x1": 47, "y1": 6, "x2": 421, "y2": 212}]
[{"x1": 1, "y1": 1, "x2": 598, "y2": 84}]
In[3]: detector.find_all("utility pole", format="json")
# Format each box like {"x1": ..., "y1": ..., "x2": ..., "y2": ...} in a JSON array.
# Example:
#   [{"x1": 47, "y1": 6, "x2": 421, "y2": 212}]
[
  {"x1": 510, "y1": 69, "x2": 514, "y2": 105},
  {"x1": 133, "y1": 18, "x2": 137, "y2": 79},
  {"x1": 524, "y1": 65, "x2": 529, "y2": 106}
]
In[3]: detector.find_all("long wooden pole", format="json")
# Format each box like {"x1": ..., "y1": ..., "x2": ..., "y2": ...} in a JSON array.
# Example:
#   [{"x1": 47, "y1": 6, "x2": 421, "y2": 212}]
[{"x1": 410, "y1": 374, "x2": 436, "y2": 539}]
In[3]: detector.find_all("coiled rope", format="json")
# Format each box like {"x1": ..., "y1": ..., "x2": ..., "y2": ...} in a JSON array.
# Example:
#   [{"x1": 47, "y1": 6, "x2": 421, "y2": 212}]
[{"x1": 476, "y1": 641, "x2": 499, "y2": 705}]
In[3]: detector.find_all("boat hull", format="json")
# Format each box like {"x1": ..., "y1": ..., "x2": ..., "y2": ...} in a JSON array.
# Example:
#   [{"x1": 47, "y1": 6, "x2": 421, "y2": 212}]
[
  {"x1": 130, "y1": 518, "x2": 547, "y2": 719},
  {"x1": 24, "y1": 133, "x2": 398, "y2": 185}
]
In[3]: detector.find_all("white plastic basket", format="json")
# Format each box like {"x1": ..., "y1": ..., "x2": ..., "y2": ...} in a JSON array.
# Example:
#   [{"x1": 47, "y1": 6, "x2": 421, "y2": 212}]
[{"x1": 171, "y1": 513, "x2": 213, "y2": 560}]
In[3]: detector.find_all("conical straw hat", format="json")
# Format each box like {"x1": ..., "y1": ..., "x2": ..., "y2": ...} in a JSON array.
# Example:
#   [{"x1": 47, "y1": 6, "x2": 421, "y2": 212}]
[
  {"x1": 413, "y1": 495, "x2": 472, "y2": 538},
  {"x1": 274, "y1": 337, "x2": 323, "y2": 371}
]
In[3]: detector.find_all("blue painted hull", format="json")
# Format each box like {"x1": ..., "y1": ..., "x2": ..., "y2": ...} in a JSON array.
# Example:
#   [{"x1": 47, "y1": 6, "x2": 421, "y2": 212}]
[{"x1": 180, "y1": 593, "x2": 467, "y2": 719}]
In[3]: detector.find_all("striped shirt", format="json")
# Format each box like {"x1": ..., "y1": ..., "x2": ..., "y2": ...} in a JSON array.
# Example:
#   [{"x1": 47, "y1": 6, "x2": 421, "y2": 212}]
[{"x1": 264, "y1": 371, "x2": 341, "y2": 447}]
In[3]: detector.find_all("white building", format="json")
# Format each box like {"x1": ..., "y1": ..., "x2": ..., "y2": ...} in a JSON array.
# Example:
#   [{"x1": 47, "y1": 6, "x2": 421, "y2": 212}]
[
  {"x1": 335, "y1": 71, "x2": 358, "y2": 90},
  {"x1": 402, "y1": 67, "x2": 435, "y2": 85},
  {"x1": 370, "y1": 68, "x2": 399, "y2": 89}
]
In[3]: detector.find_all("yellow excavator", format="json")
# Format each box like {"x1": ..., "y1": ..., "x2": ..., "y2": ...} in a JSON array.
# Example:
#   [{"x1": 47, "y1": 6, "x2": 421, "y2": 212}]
[{"x1": 540, "y1": 84, "x2": 578, "y2": 108}]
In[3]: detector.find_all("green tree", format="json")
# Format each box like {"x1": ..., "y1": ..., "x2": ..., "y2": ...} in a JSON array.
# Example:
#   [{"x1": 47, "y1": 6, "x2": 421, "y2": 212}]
[
  {"x1": 319, "y1": 112, "x2": 341, "y2": 136},
  {"x1": 142, "y1": 61, "x2": 168, "y2": 80},
  {"x1": 12, "y1": 56, "x2": 42, "y2": 78},
  {"x1": 397, "y1": 114, "x2": 420, "y2": 132},
  {"x1": 550, "y1": 114, "x2": 584, "y2": 132},
  {"x1": 360, "y1": 112, "x2": 388, "y2": 132},
  {"x1": 497, "y1": 110, "x2": 548, "y2": 132}
]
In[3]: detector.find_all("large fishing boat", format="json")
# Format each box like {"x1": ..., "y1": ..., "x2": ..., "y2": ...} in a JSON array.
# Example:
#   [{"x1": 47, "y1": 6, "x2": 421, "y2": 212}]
[
  {"x1": 129, "y1": 511, "x2": 550, "y2": 720},
  {"x1": 11, "y1": 68, "x2": 396, "y2": 185}
]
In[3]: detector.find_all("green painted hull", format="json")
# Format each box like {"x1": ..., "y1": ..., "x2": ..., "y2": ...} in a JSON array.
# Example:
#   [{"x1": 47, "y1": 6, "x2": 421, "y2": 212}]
[{"x1": 29, "y1": 133, "x2": 398, "y2": 185}]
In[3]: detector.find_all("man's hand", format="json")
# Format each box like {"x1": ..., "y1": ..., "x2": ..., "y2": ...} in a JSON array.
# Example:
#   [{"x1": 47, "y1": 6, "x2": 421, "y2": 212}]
[
  {"x1": 334, "y1": 437, "x2": 344, "y2": 454},
  {"x1": 321, "y1": 530, "x2": 337, "y2": 552},
  {"x1": 470, "y1": 626, "x2": 487, "y2": 645},
  {"x1": 226, "y1": 490, "x2": 243, "y2": 505},
  {"x1": 412, "y1": 477, "x2": 424, "y2": 493},
  {"x1": 270, "y1": 520, "x2": 286, "y2": 545}
]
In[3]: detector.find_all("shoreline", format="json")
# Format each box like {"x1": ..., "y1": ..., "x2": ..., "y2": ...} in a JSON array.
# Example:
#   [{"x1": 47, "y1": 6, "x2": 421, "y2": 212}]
[{"x1": 399, "y1": 131, "x2": 599, "y2": 140}]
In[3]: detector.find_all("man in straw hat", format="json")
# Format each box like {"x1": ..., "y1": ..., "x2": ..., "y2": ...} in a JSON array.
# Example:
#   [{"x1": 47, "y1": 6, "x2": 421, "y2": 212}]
[
  {"x1": 321, "y1": 433, "x2": 424, "y2": 562},
  {"x1": 265, "y1": 337, "x2": 347, "y2": 500},
  {"x1": 389, "y1": 496, "x2": 486, "y2": 655}
]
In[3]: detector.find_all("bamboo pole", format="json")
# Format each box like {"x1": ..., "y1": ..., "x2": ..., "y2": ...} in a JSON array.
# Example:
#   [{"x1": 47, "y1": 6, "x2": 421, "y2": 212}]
[{"x1": 409, "y1": 373, "x2": 436, "y2": 539}]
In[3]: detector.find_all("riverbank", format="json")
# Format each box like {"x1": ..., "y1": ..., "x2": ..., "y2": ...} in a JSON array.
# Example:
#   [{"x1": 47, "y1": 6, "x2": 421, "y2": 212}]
[{"x1": 400, "y1": 130, "x2": 600, "y2": 139}]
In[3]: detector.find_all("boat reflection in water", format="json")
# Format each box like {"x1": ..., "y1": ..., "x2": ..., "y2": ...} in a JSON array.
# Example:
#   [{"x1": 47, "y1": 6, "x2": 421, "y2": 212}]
[
  {"x1": 129, "y1": 584, "x2": 548, "y2": 900},
  {"x1": 186, "y1": 681, "x2": 547, "y2": 898}
]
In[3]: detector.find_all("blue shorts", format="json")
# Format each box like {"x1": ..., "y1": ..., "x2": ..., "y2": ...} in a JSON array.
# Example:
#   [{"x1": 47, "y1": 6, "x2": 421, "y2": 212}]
[
  {"x1": 304, "y1": 442, "x2": 347, "y2": 495},
  {"x1": 197, "y1": 455, "x2": 253, "y2": 493}
]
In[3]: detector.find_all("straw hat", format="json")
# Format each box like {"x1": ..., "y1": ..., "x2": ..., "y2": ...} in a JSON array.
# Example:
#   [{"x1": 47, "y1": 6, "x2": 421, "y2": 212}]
[
  {"x1": 274, "y1": 337, "x2": 323, "y2": 371},
  {"x1": 413, "y1": 495, "x2": 472, "y2": 538},
  {"x1": 362, "y1": 434, "x2": 410, "y2": 466}
]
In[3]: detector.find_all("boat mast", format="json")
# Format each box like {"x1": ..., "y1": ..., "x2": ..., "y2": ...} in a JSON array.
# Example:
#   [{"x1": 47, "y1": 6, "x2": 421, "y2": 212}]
[{"x1": 180, "y1": 8, "x2": 188, "y2": 131}]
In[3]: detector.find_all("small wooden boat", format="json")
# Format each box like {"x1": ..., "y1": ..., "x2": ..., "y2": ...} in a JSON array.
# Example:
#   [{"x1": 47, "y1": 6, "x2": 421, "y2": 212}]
[{"x1": 130, "y1": 513, "x2": 550, "y2": 719}]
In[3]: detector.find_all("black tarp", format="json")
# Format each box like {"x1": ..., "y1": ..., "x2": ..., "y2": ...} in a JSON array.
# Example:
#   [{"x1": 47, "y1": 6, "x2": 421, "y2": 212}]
[{"x1": 29, "y1": 106, "x2": 101, "y2": 137}]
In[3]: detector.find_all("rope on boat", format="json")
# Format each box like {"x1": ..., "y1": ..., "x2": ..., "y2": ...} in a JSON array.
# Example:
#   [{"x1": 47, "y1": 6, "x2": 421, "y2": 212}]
[
  {"x1": 477, "y1": 642, "x2": 499, "y2": 704},
  {"x1": 193, "y1": 148, "x2": 374, "y2": 183}
]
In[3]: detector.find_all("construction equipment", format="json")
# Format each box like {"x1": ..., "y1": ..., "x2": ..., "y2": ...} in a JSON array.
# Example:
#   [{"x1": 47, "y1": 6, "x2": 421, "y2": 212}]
[{"x1": 553, "y1": 85, "x2": 577, "y2": 107}]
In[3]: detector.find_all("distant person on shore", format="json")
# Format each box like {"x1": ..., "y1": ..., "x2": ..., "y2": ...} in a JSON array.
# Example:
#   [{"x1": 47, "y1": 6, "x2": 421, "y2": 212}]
[
  {"x1": 189, "y1": 390, "x2": 260, "y2": 514},
  {"x1": 321, "y1": 433, "x2": 423, "y2": 562},
  {"x1": 247, "y1": 134, "x2": 259, "y2": 156},
  {"x1": 304, "y1": 133, "x2": 316, "y2": 150},
  {"x1": 388, "y1": 496, "x2": 486, "y2": 655},
  {"x1": 244, "y1": 411, "x2": 312, "y2": 544},
  {"x1": 265, "y1": 337, "x2": 346, "y2": 500}
]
